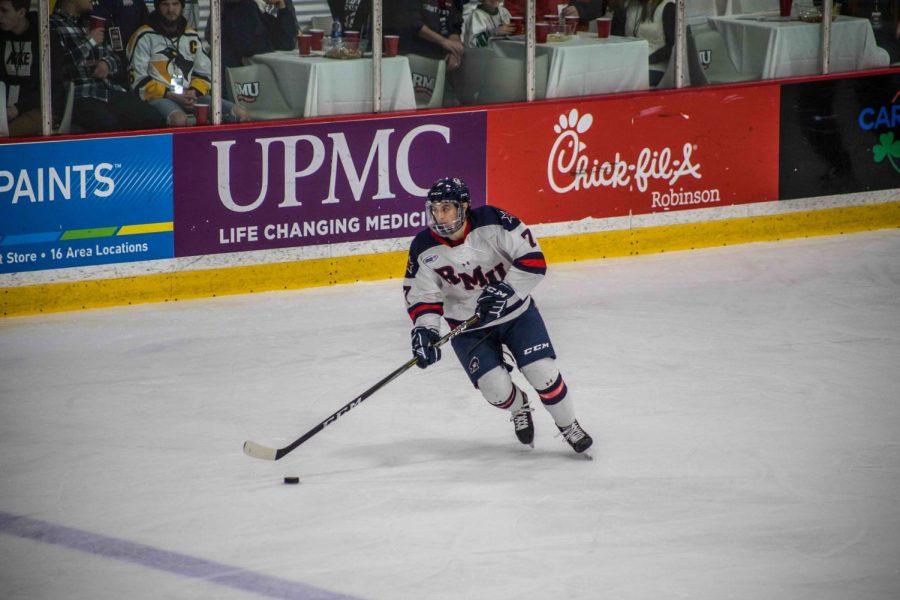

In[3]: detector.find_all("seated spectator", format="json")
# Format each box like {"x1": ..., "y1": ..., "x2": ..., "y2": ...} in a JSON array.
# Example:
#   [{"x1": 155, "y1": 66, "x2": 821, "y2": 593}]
[
  {"x1": 567, "y1": 0, "x2": 605, "y2": 28},
  {"x1": 207, "y1": 0, "x2": 298, "y2": 76},
  {"x1": 328, "y1": 0, "x2": 371, "y2": 39},
  {"x1": 129, "y1": 0, "x2": 247, "y2": 125},
  {"x1": 502, "y1": 0, "x2": 579, "y2": 21},
  {"x1": 610, "y1": 0, "x2": 674, "y2": 87},
  {"x1": 92, "y1": 0, "x2": 150, "y2": 87},
  {"x1": 1, "y1": 0, "x2": 62, "y2": 136},
  {"x1": 399, "y1": 0, "x2": 464, "y2": 71},
  {"x1": 462, "y1": 0, "x2": 514, "y2": 47},
  {"x1": 51, "y1": 0, "x2": 164, "y2": 132}
]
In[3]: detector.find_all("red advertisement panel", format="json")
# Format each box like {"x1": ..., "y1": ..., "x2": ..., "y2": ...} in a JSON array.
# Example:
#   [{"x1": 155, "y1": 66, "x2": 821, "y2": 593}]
[{"x1": 486, "y1": 86, "x2": 780, "y2": 224}]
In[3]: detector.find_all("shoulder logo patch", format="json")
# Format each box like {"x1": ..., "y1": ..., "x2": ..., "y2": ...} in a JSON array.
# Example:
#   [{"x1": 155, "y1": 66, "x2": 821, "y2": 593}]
[{"x1": 468, "y1": 357, "x2": 480, "y2": 374}]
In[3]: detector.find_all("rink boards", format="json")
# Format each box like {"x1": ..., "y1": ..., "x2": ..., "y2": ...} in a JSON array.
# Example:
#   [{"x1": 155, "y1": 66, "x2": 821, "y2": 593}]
[{"x1": 1, "y1": 70, "x2": 898, "y2": 316}]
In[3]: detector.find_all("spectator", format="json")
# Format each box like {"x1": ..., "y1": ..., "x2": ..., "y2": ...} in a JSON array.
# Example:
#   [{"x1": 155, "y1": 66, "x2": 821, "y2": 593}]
[
  {"x1": 462, "y1": 0, "x2": 514, "y2": 47},
  {"x1": 207, "y1": 0, "x2": 298, "y2": 75},
  {"x1": 567, "y1": 0, "x2": 605, "y2": 27},
  {"x1": 399, "y1": 0, "x2": 464, "y2": 71},
  {"x1": 128, "y1": 0, "x2": 248, "y2": 125},
  {"x1": 91, "y1": 0, "x2": 150, "y2": 87},
  {"x1": 328, "y1": 0, "x2": 371, "y2": 37},
  {"x1": 1, "y1": 0, "x2": 62, "y2": 136},
  {"x1": 503, "y1": 0, "x2": 577, "y2": 20},
  {"x1": 610, "y1": 0, "x2": 674, "y2": 87},
  {"x1": 51, "y1": 0, "x2": 164, "y2": 132}
]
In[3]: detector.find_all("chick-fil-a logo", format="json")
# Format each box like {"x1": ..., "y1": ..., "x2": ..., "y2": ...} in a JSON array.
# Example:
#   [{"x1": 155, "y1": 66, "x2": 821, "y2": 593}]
[{"x1": 547, "y1": 109, "x2": 703, "y2": 194}]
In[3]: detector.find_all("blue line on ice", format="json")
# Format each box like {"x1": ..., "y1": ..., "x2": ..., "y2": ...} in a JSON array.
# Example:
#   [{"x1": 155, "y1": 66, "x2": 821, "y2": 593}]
[{"x1": 0, "y1": 511, "x2": 364, "y2": 600}]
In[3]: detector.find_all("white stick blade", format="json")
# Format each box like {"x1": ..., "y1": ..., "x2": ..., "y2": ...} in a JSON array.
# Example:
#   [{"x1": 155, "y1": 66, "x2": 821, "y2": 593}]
[{"x1": 243, "y1": 441, "x2": 277, "y2": 461}]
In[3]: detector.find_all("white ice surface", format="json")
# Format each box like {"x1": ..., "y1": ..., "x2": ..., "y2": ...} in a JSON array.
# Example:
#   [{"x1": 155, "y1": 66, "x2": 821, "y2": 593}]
[{"x1": 1, "y1": 231, "x2": 899, "y2": 600}]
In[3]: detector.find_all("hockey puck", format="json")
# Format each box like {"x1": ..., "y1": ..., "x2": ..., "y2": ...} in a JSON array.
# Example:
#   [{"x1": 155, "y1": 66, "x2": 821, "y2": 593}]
[{"x1": 283, "y1": 476, "x2": 300, "y2": 484}]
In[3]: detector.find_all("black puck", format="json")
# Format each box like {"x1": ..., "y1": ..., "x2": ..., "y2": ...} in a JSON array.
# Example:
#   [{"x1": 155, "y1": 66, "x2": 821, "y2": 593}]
[{"x1": 283, "y1": 476, "x2": 300, "y2": 484}]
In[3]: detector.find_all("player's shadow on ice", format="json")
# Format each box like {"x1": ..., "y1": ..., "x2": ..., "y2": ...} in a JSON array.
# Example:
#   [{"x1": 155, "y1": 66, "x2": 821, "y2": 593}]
[{"x1": 330, "y1": 437, "x2": 588, "y2": 473}]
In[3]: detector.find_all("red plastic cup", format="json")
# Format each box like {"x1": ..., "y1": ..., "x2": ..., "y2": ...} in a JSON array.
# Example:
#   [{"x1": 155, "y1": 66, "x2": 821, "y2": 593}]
[
  {"x1": 596, "y1": 16, "x2": 611, "y2": 38},
  {"x1": 194, "y1": 102, "x2": 209, "y2": 125},
  {"x1": 344, "y1": 30, "x2": 360, "y2": 42},
  {"x1": 298, "y1": 33, "x2": 312, "y2": 56},
  {"x1": 509, "y1": 16, "x2": 524, "y2": 35},
  {"x1": 383, "y1": 34, "x2": 399, "y2": 56},
  {"x1": 779, "y1": 0, "x2": 792, "y2": 16},
  {"x1": 535, "y1": 22, "x2": 550, "y2": 43},
  {"x1": 89, "y1": 15, "x2": 106, "y2": 31},
  {"x1": 309, "y1": 28, "x2": 324, "y2": 51}
]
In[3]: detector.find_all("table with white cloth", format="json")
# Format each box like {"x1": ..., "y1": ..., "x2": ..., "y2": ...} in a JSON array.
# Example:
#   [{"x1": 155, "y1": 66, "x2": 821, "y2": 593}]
[
  {"x1": 494, "y1": 35, "x2": 649, "y2": 98},
  {"x1": 709, "y1": 14, "x2": 890, "y2": 79},
  {"x1": 249, "y1": 52, "x2": 416, "y2": 117}
]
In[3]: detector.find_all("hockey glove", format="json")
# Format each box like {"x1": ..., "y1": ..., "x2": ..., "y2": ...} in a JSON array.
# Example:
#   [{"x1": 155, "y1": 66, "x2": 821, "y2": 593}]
[
  {"x1": 411, "y1": 326, "x2": 441, "y2": 369},
  {"x1": 476, "y1": 282, "x2": 517, "y2": 324}
]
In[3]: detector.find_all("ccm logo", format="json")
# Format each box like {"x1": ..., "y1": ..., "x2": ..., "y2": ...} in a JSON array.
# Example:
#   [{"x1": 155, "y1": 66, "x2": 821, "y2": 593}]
[{"x1": 523, "y1": 343, "x2": 550, "y2": 355}]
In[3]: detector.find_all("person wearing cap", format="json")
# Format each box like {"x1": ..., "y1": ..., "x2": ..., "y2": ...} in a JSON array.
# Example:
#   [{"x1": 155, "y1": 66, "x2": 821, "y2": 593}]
[
  {"x1": 51, "y1": 0, "x2": 164, "y2": 132},
  {"x1": 128, "y1": 0, "x2": 248, "y2": 125}
]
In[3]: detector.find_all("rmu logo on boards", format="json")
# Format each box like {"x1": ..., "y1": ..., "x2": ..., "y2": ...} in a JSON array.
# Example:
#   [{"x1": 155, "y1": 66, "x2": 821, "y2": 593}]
[
  {"x1": 212, "y1": 124, "x2": 453, "y2": 212},
  {"x1": 233, "y1": 81, "x2": 259, "y2": 104}
]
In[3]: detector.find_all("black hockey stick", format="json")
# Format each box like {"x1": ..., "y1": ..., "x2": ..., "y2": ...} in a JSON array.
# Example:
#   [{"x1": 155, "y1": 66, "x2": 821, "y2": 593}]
[{"x1": 243, "y1": 314, "x2": 481, "y2": 461}]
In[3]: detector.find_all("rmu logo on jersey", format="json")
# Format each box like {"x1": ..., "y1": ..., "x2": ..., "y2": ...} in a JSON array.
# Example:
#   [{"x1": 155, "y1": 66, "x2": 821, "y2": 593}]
[
  {"x1": 233, "y1": 81, "x2": 259, "y2": 104},
  {"x1": 523, "y1": 342, "x2": 550, "y2": 355},
  {"x1": 434, "y1": 262, "x2": 507, "y2": 290}
]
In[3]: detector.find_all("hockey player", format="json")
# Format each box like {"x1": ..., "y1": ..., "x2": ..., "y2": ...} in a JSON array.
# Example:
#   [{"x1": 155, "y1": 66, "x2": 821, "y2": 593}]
[{"x1": 403, "y1": 177, "x2": 593, "y2": 455}]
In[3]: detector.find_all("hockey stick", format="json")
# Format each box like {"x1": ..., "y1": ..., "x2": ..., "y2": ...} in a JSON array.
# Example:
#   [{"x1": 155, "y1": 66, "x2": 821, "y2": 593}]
[{"x1": 243, "y1": 314, "x2": 481, "y2": 461}]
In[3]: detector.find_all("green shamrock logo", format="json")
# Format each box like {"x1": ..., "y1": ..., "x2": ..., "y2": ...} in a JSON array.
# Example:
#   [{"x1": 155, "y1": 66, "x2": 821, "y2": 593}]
[{"x1": 873, "y1": 131, "x2": 900, "y2": 173}]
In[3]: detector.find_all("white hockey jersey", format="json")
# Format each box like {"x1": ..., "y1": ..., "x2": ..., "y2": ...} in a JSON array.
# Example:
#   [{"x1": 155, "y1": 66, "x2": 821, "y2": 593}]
[
  {"x1": 403, "y1": 205, "x2": 547, "y2": 332},
  {"x1": 126, "y1": 22, "x2": 211, "y2": 100}
]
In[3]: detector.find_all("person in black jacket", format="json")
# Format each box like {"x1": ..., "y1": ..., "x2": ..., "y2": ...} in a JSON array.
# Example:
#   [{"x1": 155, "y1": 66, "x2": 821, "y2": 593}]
[
  {"x1": 91, "y1": 0, "x2": 150, "y2": 88},
  {"x1": 1, "y1": 0, "x2": 62, "y2": 136},
  {"x1": 328, "y1": 0, "x2": 371, "y2": 37},
  {"x1": 206, "y1": 0, "x2": 298, "y2": 76},
  {"x1": 398, "y1": 0, "x2": 463, "y2": 70}
]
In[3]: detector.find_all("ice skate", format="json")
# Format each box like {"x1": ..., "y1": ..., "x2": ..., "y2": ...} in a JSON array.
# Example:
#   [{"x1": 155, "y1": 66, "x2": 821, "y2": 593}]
[
  {"x1": 557, "y1": 419, "x2": 593, "y2": 458},
  {"x1": 510, "y1": 396, "x2": 535, "y2": 448}
]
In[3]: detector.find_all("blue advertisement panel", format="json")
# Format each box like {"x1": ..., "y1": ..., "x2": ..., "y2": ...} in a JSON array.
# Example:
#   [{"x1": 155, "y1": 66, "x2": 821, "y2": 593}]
[{"x1": 0, "y1": 135, "x2": 173, "y2": 274}]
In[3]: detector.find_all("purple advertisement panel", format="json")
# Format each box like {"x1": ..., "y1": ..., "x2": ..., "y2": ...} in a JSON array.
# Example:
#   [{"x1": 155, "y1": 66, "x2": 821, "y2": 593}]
[{"x1": 173, "y1": 112, "x2": 486, "y2": 256}]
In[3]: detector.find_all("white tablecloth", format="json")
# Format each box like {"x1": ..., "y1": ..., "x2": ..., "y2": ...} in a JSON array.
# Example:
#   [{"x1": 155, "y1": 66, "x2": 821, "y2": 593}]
[
  {"x1": 709, "y1": 15, "x2": 890, "y2": 79},
  {"x1": 494, "y1": 35, "x2": 649, "y2": 98},
  {"x1": 249, "y1": 52, "x2": 416, "y2": 117}
]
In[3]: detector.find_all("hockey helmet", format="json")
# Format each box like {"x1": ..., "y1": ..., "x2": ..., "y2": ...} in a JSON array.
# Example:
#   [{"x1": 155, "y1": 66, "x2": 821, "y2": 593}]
[{"x1": 426, "y1": 177, "x2": 471, "y2": 236}]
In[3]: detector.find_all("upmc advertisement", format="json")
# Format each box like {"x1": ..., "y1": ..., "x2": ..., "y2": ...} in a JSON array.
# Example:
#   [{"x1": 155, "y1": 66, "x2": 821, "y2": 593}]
[
  {"x1": 172, "y1": 112, "x2": 488, "y2": 256},
  {"x1": 0, "y1": 135, "x2": 174, "y2": 274},
  {"x1": 485, "y1": 85, "x2": 780, "y2": 225}
]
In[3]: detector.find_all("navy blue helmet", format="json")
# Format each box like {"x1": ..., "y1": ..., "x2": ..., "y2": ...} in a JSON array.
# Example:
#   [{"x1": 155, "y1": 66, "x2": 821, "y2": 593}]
[{"x1": 426, "y1": 177, "x2": 471, "y2": 236}]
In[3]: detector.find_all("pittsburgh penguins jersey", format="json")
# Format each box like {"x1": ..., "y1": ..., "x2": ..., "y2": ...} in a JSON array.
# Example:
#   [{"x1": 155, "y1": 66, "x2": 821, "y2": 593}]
[
  {"x1": 403, "y1": 205, "x2": 547, "y2": 332},
  {"x1": 126, "y1": 21, "x2": 211, "y2": 101}
]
